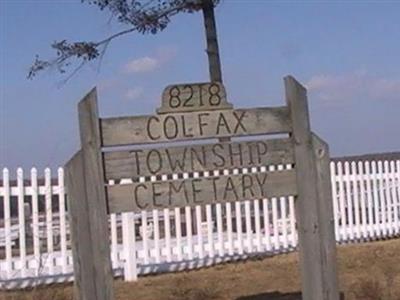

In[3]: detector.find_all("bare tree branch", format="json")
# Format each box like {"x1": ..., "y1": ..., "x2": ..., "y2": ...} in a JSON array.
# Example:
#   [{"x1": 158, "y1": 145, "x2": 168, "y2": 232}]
[{"x1": 28, "y1": 0, "x2": 220, "y2": 79}]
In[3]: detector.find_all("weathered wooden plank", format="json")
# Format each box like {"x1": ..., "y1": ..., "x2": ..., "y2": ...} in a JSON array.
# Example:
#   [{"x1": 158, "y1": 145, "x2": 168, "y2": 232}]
[
  {"x1": 74, "y1": 89, "x2": 114, "y2": 300},
  {"x1": 101, "y1": 106, "x2": 291, "y2": 147},
  {"x1": 285, "y1": 75, "x2": 339, "y2": 300},
  {"x1": 157, "y1": 82, "x2": 233, "y2": 114},
  {"x1": 65, "y1": 151, "x2": 97, "y2": 300},
  {"x1": 312, "y1": 133, "x2": 339, "y2": 299},
  {"x1": 106, "y1": 170, "x2": 297, "y2": 214},
  {"x1": 104, "y1": 138, "x2": 294, "y2": 180}
]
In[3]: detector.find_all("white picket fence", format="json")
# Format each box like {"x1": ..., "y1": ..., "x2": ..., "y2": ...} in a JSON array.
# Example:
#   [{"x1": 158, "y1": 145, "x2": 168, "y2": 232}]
[{"x1": 0, "y1": 160, "x2": 399, "y2": 289}]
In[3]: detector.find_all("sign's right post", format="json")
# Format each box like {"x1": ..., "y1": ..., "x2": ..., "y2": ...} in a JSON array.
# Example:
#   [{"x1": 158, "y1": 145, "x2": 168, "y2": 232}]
[{"x1": 284, "y1": 76, "x2": 340, "y2": 300}]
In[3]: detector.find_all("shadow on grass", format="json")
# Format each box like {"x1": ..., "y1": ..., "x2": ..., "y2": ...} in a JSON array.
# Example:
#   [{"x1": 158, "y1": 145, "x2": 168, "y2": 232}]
[
  {"x1": 236, "y1": 292, "x2": 301, "y2": 300},
  {"x1": 236, "y1": 291, "x2": 345, "y2": 300}
]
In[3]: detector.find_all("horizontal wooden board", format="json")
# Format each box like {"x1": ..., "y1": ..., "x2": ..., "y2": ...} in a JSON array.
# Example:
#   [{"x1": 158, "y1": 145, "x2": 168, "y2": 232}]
[
  {"x1": 104, "y1": 138, "x2": 294, "y2": 180},
  {"x1": 106, "y1": 170, "x2": 297, "y2": 214},
  {"x1": 157, "y1": 82, "x2": 233, "y2": 114},
  {"x1": 101, "y1": 107, "x2": 292, "y2": 147}
]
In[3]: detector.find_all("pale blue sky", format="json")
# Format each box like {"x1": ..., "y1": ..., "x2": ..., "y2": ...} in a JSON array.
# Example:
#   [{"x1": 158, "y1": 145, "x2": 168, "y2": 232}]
[{"x1": 1, "y1": 0, "x2": 399, "y2": 172}]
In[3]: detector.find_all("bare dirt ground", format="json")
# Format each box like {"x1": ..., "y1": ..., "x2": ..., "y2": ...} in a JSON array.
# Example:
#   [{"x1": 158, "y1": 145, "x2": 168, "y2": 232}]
[{"x1": 1, "y1": 238, "x2": 399, "y2": 300}]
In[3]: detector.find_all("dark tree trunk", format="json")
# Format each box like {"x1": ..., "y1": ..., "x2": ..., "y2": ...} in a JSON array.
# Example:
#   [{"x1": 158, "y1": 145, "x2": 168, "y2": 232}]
[
  {"x1": 202, "y1": 0, "x2": 223, "y2": 83},
  {"x1": 199, "y1": 1, "x2": 227, "y2": 226},
  {"x1": 202, "y1": 0, "x2": 228, "y2": 146}
]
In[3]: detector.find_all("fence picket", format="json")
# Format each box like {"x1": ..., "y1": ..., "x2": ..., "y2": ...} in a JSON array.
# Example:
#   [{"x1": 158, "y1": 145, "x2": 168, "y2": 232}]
[
  {"x1": 262, "y1": 198, "x2": 271, "y2": 251},
  {"x1": 195, "y1": 205, "x2": 204, "y2": 259},
  {"x1": 271, "y1": 196, "x2": 279, "y2": 250},
  {"x1": 185, "y1": 207, "x2": 193, "y2": 259},
  {"x1": 226, "y1": 202, "x2": 233, "y2": 255},
  {"x1": 336, "y1": 162, "x2": 347, "y2": 241},
  {"x1": 110, "y1": 213, "x2": 118, "y2": 267},
  {"x1": 364, "y1": 161, "x2": 374, "y2": 238},
  {"x1": 182, "y1": 173, "x2": 193, "y2": 260},
  {"x1": 268, "y1": 165, "x2": 279, "y2": 250},
  {"x1": 285, "y1": 164, "x2": 297, "y2": 247},
  {"x1": 288, "y1": 196, "x2": 296, "y2": 247},
  {"x1": 44, "y1": 168, "x2": 54, "y2": 275},
  {"x1": 141, "y1": 211, "x2": 149, "y2": 264},
  {"x1": 351, "y1": 162, "x2": 361, "y2": 239},
  {"x1": 330, "y1": 162, "x2": 340, "y2": 240},
  {"x1": 175, "y1": 207, "x2": 183, "y2": 261},
  {"x1": 216, "y1": 203, "x2": 224, "y2": 256},
  {"x1": 377, "y1": 161, "x2": 387, "y2": 236},
  {"x1": 224, "y1": 168, "x2": 234, "y2": 256},
  {"x1": 277, "y1": 165, "x2": 287, "y2": 250},
  {"x1": 371, "y1": 161, "x2": 381, "y2": 237},
  {"x1": 344, "y1": 162, "x2": 354, "y2": 240},
  {"x1": 397, "y1": 160, "x2": 400, "y2": 234},
  {"x1": 357, "y1": 162, "x2": 368, "y2": 239},
  {"x1": 17, "y1": 168, "x2": 27, "y2": 277},
  {"x1": 397, "y1": 161, "x2": 400, "y2": 232},
  {"x1": 109, "y1": 180, "x2": 118, "y2": 268},
  {"x1": 397, "y1": 161, "x2": 400, "y2": 191},
  {"x1": 57, "y1": 168, "x2": 68, "y2": 273},
  {"x1": 163, "y1": 208, "x2": 172, "y2": 262},
  {"x1": 30, "y1": 168, "x2": 40, "y2": 273},
  {"x1": 205, "y1": 204, "x2": 214, "y2": 257},
  {"x1": 389, "y1": 161, "x2": 399, "y2": 234},
  {"x1": 254, "y1": 199, "x2": 262, "y2": 252},
  {"x1": 122, "y1": 212, "x2": 137, "y2": 281},
  {"x1": 384, "y1": 161, "x2": 394, "y2": 235},
  {"x1": 281, "y1": 197, "x2": 289, "y2": 249},
  {"x1": 153, "y1": 209, "x2": 161, "y2": 263},
  {"x1": 244, "y1": 200, "x2": 252, "y2": 252},
  {"x1": 397, "y1": 161, "x2": 400, "y2": 203},
  {"x1": 235, "y1": 201, "x2": 244, "y2": 254},
  {"x1": 2, "y1": 168, "x2": 12, "y2": 278}
]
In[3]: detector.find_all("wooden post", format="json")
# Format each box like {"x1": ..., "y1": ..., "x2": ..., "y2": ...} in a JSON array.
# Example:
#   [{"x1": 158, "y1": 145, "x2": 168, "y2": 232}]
[
  {"x1": 312, "y1": 133, "x2": 339, "y2": 296},
  {"x1": 284, "y1": 76, "x2": 339, "y2": 300},
  {"x1": 65, "y1": 89, "x2": 114, "y2": 300}
]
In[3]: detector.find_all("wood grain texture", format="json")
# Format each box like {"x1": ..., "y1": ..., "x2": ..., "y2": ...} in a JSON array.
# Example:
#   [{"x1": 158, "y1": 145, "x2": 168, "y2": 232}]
[
  {"x1": 285, "y1": 75, "x2": 339, "y2": 300},
  {"x1": 104, "y1": 138, "x2": 294, "y2": 180},
  {"x1": 157, "y1": 82, "x2": 232, "y2": 114},
  {"x1": 71, "y1": 89, "x2": 114, "y2": 300},
  {"x1": 65, "y1": 151, "x2": 97, "y2": 300},
  {"x1": 312, "y1": 133, "x2": 339, "y2": 299},
  {"x1": 101, "y1": 107, "x2": 292, "y2": 147},
  {"x1": 107, "y1": 170, "x2": 297, "y2": 213}
]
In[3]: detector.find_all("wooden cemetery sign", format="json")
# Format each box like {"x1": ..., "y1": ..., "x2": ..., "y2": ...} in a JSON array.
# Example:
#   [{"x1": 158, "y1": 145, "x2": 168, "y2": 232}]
[{"x1": 65, "y1": 77, "x2": 340, "y2": 300}]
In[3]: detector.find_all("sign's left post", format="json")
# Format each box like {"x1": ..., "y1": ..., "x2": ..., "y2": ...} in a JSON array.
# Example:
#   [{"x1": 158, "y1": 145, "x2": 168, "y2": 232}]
[{"x1": 65, "y1": 88, "x2": 115, "y2": 300}]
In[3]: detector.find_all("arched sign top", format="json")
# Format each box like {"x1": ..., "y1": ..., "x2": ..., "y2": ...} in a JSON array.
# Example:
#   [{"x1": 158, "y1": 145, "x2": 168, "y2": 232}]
[{"x1": 157, "y1": 82, "x2": 233, "y2": 114}]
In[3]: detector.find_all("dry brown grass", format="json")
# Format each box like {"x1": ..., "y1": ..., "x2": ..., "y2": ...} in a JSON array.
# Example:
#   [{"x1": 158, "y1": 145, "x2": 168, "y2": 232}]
[
  {"x1": 1, "y1": 238, "x2": 399, "y2": 300},
  {"x1": 168, "y1": 275, "x2": 222, "y2": 300},
  {"x1": 0, "y1": 286, "x2": 72, "y2": 300}
]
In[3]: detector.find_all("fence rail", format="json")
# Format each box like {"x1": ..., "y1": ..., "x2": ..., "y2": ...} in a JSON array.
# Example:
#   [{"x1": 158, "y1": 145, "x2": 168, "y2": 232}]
[{"x1": 0, "y1": 159, "x2": 399, "y2": 289}]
